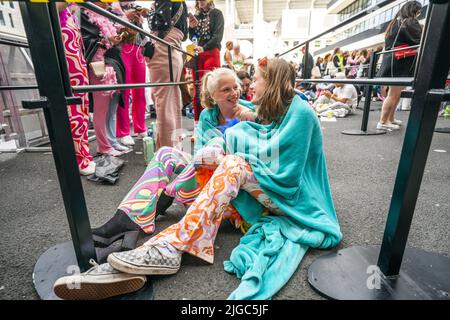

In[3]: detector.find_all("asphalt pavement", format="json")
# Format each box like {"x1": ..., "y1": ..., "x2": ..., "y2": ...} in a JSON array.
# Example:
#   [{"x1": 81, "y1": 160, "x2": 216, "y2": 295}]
[{"x1": 1, "y1": 106, "x2": 449, "y2": 300}]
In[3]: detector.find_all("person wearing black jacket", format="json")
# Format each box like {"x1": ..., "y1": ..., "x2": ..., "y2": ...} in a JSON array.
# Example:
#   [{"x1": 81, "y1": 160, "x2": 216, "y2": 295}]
[
  {"x1": 147, "y1": 0, "x2": 188, "y2": 148},
  {"x1": 188, "y1": 0, "x2": 224, "y2": 121},
  {"x1": 376, "y1": 1, "x2": 422, "y2": 131},
  {"x1": 298, "y1": 46, "x2": 314, "y2": 79}
]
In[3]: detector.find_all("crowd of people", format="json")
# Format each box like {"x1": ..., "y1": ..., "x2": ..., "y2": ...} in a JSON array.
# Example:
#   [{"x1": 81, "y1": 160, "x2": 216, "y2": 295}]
[
  {"x1": 52, "y1": 0, "x2": 426, "y2": 300},
  {"x1": 294, "y1": 0, "x2": 423, "y2": 126}
]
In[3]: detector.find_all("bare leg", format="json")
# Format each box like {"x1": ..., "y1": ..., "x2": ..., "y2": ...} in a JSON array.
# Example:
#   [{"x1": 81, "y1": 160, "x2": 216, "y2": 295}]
[{"x1": 379, "y1": 86, "x2": 404, "y2": 124}]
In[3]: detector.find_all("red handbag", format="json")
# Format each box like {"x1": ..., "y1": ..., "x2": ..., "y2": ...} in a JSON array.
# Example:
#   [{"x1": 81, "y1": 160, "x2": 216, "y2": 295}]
[{"x1": 393, "y1": 44, "x2": 417, "y2": 60}]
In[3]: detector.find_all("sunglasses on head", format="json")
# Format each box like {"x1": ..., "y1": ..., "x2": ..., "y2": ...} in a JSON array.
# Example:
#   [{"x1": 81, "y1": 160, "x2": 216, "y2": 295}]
[{"x1": 258, "y1": 57, "x2": 268, "y2": 67}]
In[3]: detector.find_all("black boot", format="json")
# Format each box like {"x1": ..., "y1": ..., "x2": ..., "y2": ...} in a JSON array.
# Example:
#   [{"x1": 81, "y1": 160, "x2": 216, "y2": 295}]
[
  {"x1": 92, "y1": 209, "x2": 142, "y2": 247},
  {"x1": 155, "y1": 191, "x2": 174, "y2": 217}
]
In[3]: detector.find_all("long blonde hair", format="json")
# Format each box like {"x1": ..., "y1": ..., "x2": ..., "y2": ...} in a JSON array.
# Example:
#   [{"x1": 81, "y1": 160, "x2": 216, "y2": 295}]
[
  {"x1": 253, "y1": 58, "x2": 296, "y2": 123},
  {"x1": 201, "y1": 68, "x2": 241, "y2": 108}
]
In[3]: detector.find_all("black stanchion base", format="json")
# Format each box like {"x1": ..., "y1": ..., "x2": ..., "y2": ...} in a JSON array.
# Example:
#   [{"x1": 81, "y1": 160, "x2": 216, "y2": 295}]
[
  {"x1": 341, "y1": 129, "x2": 387, "y2": 135},
  {"x1": 435, "y1": 127, "x2": 450, "y2": 133},
  {"x1": 308, "y1": 245, "x2": 450, "y2": 300},
  {"x1": 33, "y1": 241, "x2": 154, "y2": 300}
]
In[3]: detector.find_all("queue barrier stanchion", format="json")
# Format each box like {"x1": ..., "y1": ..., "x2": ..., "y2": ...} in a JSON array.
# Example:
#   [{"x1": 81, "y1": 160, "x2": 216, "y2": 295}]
[
  {"x1": 434, "y1": 90, "x2": 450, "y2": 133},
  {"x1": 341, "y1": 52, "x2": 386, "y2": 136},
  {"x1": 17, "y1": 1, "x2": 202, "y2": 300},
  {"x1": 307, "y1": 0, "x2": 450, "y2": 299}
]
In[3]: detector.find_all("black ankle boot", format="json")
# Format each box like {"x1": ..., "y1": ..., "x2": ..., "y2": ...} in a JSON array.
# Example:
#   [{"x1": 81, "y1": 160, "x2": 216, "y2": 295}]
[
  {"x1": 92, "y1": 209, "x2": 142, "y2": 247},
  {"x1": 155, "y1": 191, "x2": 174, "y2": 217}
]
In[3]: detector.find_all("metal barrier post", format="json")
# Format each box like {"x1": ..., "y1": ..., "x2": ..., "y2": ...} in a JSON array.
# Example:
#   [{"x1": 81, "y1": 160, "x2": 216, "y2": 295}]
[
  {"x1": 303, "y1": 42, "x2": 311, "y2": 80},
  {"x1": 20, "y1": 1, "x2": 96, "y2": 271},
  {"x1": 19, "y1": 2, "x2": 154, "y2": 300},
  {"x1": 307, "y1": 0, "x2": 450, "y2": 299},
  {"x1": 377, "y1": 1, "x2": 450, "y2": 276},
  {"x1": 194, "y1": 55, "x2": 201, "y2": 120},
  {"x1": 168, "y1": 46, "x2": 174, "y2": 83},
  {"x1": 341, "y1": 53, "x2": 386, "y2": 135}
]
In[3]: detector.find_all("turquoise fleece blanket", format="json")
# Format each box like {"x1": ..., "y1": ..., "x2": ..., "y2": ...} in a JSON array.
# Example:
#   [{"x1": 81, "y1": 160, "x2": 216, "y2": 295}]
[
  {"x1": 223, "y1": 95, "x2": 342, "y2": 299},
  {"x1": 195, "y1": 100, "x2": 265, "y2": 224}
]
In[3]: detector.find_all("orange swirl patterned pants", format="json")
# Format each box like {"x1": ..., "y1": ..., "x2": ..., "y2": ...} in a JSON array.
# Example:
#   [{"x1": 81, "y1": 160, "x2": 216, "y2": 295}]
[{"x1": 144, "y1": 155, "x2": 282, "y2": 264}]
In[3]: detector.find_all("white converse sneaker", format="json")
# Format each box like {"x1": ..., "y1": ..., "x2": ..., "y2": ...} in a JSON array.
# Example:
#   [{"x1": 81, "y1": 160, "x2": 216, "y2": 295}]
[
  {"x1": 108, "y1": 242, "x2": 181, "y2": 275},
  {"x1": 53, "y1": 259, "x2": 146, "y2": 300},
  {"x1": 118, "y1": 135, "x2": 135, "y2": 146},
  {"x1": 392, "y1": 119, "x2": 402, "y2": 126},
  {"x1": 79, "y1": 161, "x2": 96, "y2": 176},
  {"x1": 376, "y1": 122, "x2": 400, "y2": 131}
]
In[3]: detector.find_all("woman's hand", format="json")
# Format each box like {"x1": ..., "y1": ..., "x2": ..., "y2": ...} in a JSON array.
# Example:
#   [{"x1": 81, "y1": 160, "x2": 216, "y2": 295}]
[
  {"x1": 108, "y1": 35, "x2": 123, "y2": 46},
  {"x1": 233, "y1": 104, "x2": 256, "y2": 122},
  {"x1": 195, "y1": 46, "x2": 204, "y2": 54},
  {"x1": 193, "y1": 146, "x2": 225, "y2": 169}
]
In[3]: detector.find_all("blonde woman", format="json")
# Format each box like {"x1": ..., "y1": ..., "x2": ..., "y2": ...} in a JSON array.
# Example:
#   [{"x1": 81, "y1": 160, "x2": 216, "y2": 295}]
[
  {"x1": 53, "y1": 69, "x2": 255, "y2": 296},
  {"x1": 54, "y1": 60, "x2": 342, "y2": 300},
  {"x1": 223, "y1": 40, "x2": 234, "y2": 69},
  {"x1": 188, "y1": 0, "x2": 224, "y2": 120}
]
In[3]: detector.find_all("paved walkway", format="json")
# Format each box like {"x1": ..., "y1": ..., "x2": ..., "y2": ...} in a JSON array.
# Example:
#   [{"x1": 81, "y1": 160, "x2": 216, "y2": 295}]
[{"x1": 1, "y1": 108, "x2": 449, "y2": 299}]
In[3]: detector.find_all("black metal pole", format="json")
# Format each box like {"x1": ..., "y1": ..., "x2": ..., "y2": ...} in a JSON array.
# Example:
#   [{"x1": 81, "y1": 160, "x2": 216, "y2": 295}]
[
  {"x1": 340, "y1": 52, "x2": 386, "y2": 135},
  {"x1": 19, "y1": 2, "x2": 96, "y2": 272},
  {"x1": 194, "y1": 55, "x2": 201, "y2": 121},
  {"x1": 73, "y1": 81, "x2": 194, "y2": 93},
  {"x1": 360, "y1": 53, "x2": 377, "y2": 132},
  {"x1": 303, "y1": 42, "x2": 311, "y2": 80},
  {"x1": 377, "y1": 1, "x2": 450, "y2": 276},
  {"x1": 168, "y1": 46, "x2": 174, "y2": 83},
  {"x1": 48, "y1": 2, "x2": 73, "y2": 97}
]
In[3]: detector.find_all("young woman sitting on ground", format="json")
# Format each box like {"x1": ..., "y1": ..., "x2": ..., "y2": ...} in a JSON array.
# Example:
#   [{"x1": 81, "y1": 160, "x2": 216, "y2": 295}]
[
  {"x1": 54, "y1": 59, "x2": 342, "y2": 300},
  {"x1": 83, "y1": 68, "x2": 256, "y2": 258}
]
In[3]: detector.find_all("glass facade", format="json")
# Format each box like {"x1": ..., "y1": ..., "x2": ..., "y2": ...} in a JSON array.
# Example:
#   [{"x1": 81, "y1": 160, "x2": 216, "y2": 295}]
[{"x1": 338, "y1": 0, "x2": 372, "y2": 22}]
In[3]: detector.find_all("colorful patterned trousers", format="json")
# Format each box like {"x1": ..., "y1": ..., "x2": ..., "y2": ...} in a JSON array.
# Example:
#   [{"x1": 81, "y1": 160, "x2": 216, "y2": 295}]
[
  {"x1": 144, "y1": 155, "x2": 282, "y2": 264},
  {"x1": 61, "y1": 12, "x2": 93, "y2": 170},
  {"x1": 117, "y1": 146, "x2": 201, "y2": 234}
]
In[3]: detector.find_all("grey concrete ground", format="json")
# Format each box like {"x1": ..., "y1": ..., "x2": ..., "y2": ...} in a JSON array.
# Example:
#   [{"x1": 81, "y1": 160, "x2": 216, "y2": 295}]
[{"x1": 0, "y1": 107, "x2": 449, "y2": 300}]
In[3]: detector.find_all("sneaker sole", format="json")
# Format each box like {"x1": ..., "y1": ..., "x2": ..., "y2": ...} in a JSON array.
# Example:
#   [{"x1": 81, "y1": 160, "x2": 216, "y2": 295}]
[
  {"x1": 53, "y1": 277, "x2": 146, "y2": 300},
  {"x1": 108, "y1": 254, "x2": 180, "y2": 276}
]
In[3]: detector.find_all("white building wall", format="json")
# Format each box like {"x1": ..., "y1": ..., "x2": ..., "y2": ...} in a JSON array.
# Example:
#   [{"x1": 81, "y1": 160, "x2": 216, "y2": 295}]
[{"x1": 0, "y1": 1, "x2": 25, "y2": 39}]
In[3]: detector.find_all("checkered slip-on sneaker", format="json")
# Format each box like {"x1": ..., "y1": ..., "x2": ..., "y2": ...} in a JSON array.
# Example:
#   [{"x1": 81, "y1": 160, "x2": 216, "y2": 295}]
[
  {"x1": 53, "y1": 259, "x2": 146, "y2": 300},
  {"x1": 108, "y1": 242, "x2": 181, "y2": 275}
]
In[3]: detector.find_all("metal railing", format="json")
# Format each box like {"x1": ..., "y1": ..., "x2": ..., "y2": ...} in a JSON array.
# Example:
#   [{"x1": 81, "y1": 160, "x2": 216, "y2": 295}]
[
  {"x1": 277, "y1": 0, "x2": 397, "y2": 64},
  {"x1": 16, "y1": 1, "x2": 201, "y2": 281},
  {"x1": 1, "y1": 2, "x2": 201, "y2": 153}
]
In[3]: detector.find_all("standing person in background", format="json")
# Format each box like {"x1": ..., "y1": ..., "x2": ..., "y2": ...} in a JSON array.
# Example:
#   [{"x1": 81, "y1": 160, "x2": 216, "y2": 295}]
[
  {"x1": 312, "y1": 57, "x2": 323, "y2": 79},
  {"x1": 236, "y1": 70, "x2": 253, "y2": 101},
  {"x1": 346, "y1": 50, "x2": 358, "y2": 78},
  {"x1": 356, "y1": 49, "x2": 369, "y2": 78},
  {"x1": 376, "y1": 1, "x2": 422, "y2": 131},
  {"x1": 57, "y1": 3, "x2": 95, "y2": 175},
  {"x1": 317, "y1": 56, "x2": 326, "y2": 77},
  {"x1": 223, "y1": 40, "x2": 234, "y2": 70},
  {"x1": 81, "y1": 3, "x2": 128, "y2": 157},
  {"x1": 188, "y1": 0, "x2": 224, "y2": 121},
  {"x1": 332, "y1": 47, "x2": 345, "y2": 74},
  {"x1": 298, "y1": 46, "x2": 314, "y2": 79},
  {"x1": 147, "y1": 0, "x2": 188, "y2": 149},
  {"x1": 113, "y1": 2, "x2": 149, "y2": 146},
  {"x1": 231, "y1": 42, "x2": 246, "y2": 72}
]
